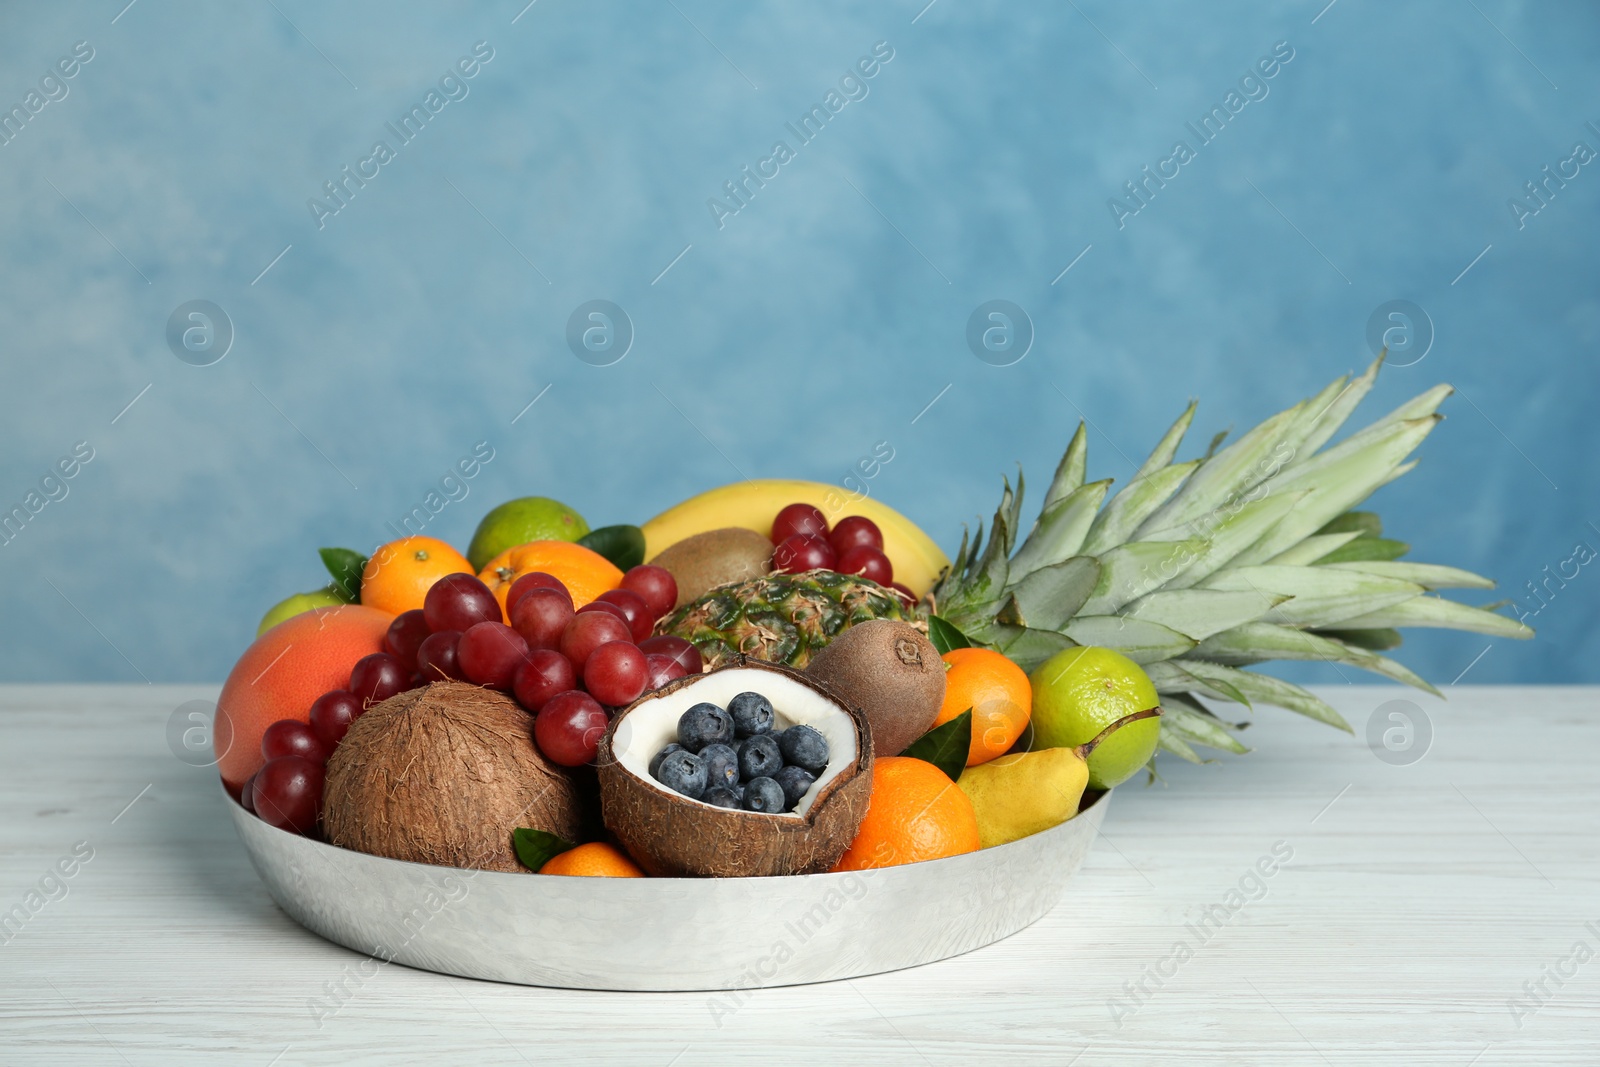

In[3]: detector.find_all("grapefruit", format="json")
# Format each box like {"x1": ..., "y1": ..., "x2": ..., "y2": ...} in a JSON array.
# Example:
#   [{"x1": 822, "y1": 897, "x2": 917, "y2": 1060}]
[{"x1": 215, "y1": 604, "x2": 393, "y2": 796}]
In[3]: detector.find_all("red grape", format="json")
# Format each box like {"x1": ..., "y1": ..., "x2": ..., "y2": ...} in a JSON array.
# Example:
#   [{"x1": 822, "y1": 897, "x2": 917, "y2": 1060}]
[
  {"x1": 416, "y1": 630, "x2": 465, "y2": 682},
  {"x1": 510, "y1": 587, "x2": 576, "y2": 650},
  {"x1": 584, "y1": 641, "x2": 648, "y2": 706},
  {"x1": 829, "y1": 515, "x2": 884, "y2": 556},
  {"x1": 507, "y1": 571, "x2": 571, "y2": 613},
  {"x1": 458, "y1": 622, "x2": 530, "y2": 689},
  {"x1": 384, "y1": 609, "x2": 432, "y2": 671},
  {"x1": 424, "y1": 573, "x2": 502, "y2": 631},
  {"x1": 577, "y1": 599, "x2": 631, "y2": 628},
  {"x1": 773, "y1": 534, "x2": 836, "y2": 574},
  {"x1": 349, "y1": 652, "x2": 408, "y2": 707},
  {"x1": 512, "y1": 649, "x2": 577, "y2": 712},
  {"x1": 309, "y1": 690, "x2": 364, "y2": 748},
  {"x1": 559, "y1": 611, "x2": 632, "y2": 673},
  {"x1": 836, "y1": 545, "x2": 893, "y2": 585},
  {"x1": 253, "y1": 755, "x2": 324, "y2": 835},
  {"x1": 890, "y1": 582, "x2": 918, "y2": 611},
  {"x1": 534, "y1": 690, "x2": 608, "y2": 766},
  {"x1": 597, "y1": 588, "x2": 653, "y2": 642},
  {"x1": 644, "y1": 652, "x2": 688, "y2": 691},
  {"x1": 621, "y1": 565, "x2": 678, "y2": 620},
  {"x1": 637, "y1": 634, "x2": 703, "y2": 676},
  {"x1": 772, "y1": 502, "x2": 828, "y2": 544},
  {"x1": 262, "y1": 719, "x2": 330, "y2": 764},
  {"x1": 239, "y1": 772, "x2": 258, "y2": 813}
]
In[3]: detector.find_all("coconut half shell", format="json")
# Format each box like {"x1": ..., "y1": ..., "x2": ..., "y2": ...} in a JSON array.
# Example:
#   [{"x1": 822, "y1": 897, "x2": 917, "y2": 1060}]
[
  {"x1": 323, "y1": 682, "x2": 590, "y2": 872},
  {"x1": 597, "y1": 659, "x2": 873, "y2": 877}
]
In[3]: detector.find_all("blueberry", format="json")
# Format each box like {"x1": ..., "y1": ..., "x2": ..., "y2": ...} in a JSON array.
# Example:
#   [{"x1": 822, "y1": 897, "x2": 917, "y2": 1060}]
[
  {"x1": 778, "y1": 724, "x2": 830, "y2": 774},
  {"x1": 654, "y1": 749, "x2": 708, "y2": 799},
  {"x1": 699, "y1": 743, "x2": 740, "y2": 791},
  {"x1": 728, "y1": 691, "x2": 775, "y2": 738},
  {"x1": 742, "y1": 776, "x2": 786, "y2": 813},
  {"x1": 774, "y1": 764, "x2": 816, "y2": 810},
  {"x1": 737, "y1": 734, "x2": 783, "y2": 781},
  {"x1": 648, "y1": 742, "x2": 683, "y2": 780},
  {"x1": 677, "y1": 703, "x2": 734, "y2": 753},
  {"x1": 703, "y1": 786, "x2": 743, "y2": 809}
]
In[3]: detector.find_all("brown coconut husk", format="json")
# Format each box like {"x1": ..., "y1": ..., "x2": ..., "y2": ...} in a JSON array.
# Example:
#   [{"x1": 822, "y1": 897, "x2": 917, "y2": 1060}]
[
  {"x1": 323, "y1": 682, "x2": 590, "y2": 872},
  {"x1": 596, "y1": 659, "x2": 873, "y2": 878}
]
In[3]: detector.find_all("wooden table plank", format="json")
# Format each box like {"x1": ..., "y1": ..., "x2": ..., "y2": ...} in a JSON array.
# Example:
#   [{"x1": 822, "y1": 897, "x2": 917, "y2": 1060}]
[{"x1": 1, "y1": 685, "x2": 1596, "y2": 1065}]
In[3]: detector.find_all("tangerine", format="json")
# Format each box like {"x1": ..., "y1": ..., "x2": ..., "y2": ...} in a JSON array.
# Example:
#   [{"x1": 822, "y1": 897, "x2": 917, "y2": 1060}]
[
  {"x1": 360, "y1": 536, "x2": 474, "y2": 616},
  {"x1": 215, "y1": 604, "x2": 394, "y2": 795},
  {"x1": 935, "y1": 647, "x2": 1032, "y2": 766},
  {"x1": 830, "y1": 757, "x2": 981, "y2": 871},
  {"x1": 539, "y1": 842, "x2": 645, "y2": 877},
  {"x1": 478, "y1": 540, "x2": 623, "y2": 615}
]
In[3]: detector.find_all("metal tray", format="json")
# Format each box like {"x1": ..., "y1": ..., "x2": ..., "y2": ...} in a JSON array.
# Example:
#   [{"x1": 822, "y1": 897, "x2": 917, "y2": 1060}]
[{"x1": 227, "y1": 788, "x2": 1109, "y2": 992}]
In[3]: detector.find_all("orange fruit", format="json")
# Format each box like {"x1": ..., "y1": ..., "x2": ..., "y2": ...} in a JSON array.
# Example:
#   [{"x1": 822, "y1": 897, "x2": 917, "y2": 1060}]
[
  {"x1": 935, "y1": 647, "x2": 1033, "y2": 766},
  {"x1": 540, "y1": 842, "x2": 645, "y2": 877},
  {"x1": 831, "y1": 757, "x2": 981, "y2": 871},
  {"x1": 360, "y1": 536, "x2": 474, "y2": 616},
  {"x1": 478, "y1": 540, "x2": 623, "y2": 614},
  {"x1": 215, "y1": 604, "x2": 394, "y2": 795}
]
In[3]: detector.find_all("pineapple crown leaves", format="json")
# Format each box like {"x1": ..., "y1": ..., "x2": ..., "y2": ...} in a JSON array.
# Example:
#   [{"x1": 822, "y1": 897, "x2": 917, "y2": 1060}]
[{"x1": 930, "y1": 355, "x2": 1534, "y2": 770}]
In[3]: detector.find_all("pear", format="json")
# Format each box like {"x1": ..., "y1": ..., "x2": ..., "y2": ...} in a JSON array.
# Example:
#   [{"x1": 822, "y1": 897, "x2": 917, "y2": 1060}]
[{"x1": 957, "y1": 709, "x2": 1160, "y2": 848}]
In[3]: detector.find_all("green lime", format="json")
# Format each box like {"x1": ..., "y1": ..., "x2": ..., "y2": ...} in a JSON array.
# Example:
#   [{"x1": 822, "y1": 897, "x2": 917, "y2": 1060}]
[
  {"x1": 257, "y1": 586, "x2": 345, "y2": 635},
  {"x1": 577, "y1": 524, "x2": 646, "y2": 571},
  {"x1": 1028, "y1": 646, "x2": 1161, "y2": 789},
  {"x1": 467, "y1": 497, "x2": 589, "y2": 571}
]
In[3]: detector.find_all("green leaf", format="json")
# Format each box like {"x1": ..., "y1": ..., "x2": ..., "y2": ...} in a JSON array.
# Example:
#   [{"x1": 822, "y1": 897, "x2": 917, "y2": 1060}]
[
  {"x1": 1161, "y1": 694, "x2": 1250, "y2": 755},
  {"x1": 1315, "y1": 537, "x2": 1410, "y2": 563},
  {"x1": 1041, "y1": 423, "x2": 1089, "y2": 510},
  {"x1": 1263, "y1": 532, "x2": 1361, "y2": 566},
  {"x1": 1138, "y1": 403, "x2": 1304, "y2": 537},
  {"x1": 926, "y1": 615, "x2": 973, "y2": 655},
  {"x1": 1156, "y1": 727, "x2": 1205, "y2": 764},
  {"x1": 1139, "y1": 491, "x2": 1306, "y2": 590},
  {"x1": 513, "y1": 828, "x2": 575, "y2": 872},
  {"x1": 1120, "y1": 588, "x2": 1286, "y2": 642},
  {"x1": 1079, "y1": 540, "x2": 1209, "y2": 615},
  {"x1": 900, "y1": 710, "x2": 971, "y2": 782},
  {"x1": 1133, "y1": 400, "x2": 1197, "y2": 482},
  {"x1": 1333, "y1": 596, "x2": 1536, "y2": 639},
  {"x1": 1318, "y1": 627, "x2": 1404, "y2": 651},
  {"x1": 1296, "y1": 357, "x2": 1380, "y2": 456},
  {"x1": 1009, "y1": 480, "x2": 1111, "y2": 581},
  {"x1": 319, "y1": 547, "x2": 368, "y2": 603},
  {"x1": 1165, "y1": 660, "x2": 1349, "y2": 730},
  {"x1": 1323, "y1": 561, "x2": 1494, "y2": 590},
  {"x1": 1317, "y1": 510, "x2": 1383, "y2": 539},
  {"x1": 1061, "y1": 616, "x2": 1196, "y2": 664},
  {"x1": 1144, "y1": 660, "x2": 1252, "y2": 707},
  {"x1": 577, "y1": 524, "x2": 647, "y2": 570},
  {"x1": 1082, "y1": 460, "x2": 1199, "y2": 557},
  {"x1": 1190, "y1": 622, "x2": 1438, "y2": 696},
  {"x1": 1006, "y1": 556, "x2": 1101, "y2": 630},
  {"x1": 995, "y1": 626, "x2": 1078, "y2": 672}
]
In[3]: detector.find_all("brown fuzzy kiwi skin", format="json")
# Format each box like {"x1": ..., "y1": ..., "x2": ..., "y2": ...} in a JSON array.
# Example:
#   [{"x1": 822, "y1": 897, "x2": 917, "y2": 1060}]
[
  {"x1": 596, "y1": 659, "x2": 874, "y2": 878},
  {"x1": 648, "y1": 528, "x2": 773, "y2": 608},
  {"x1": 323, "y1": 682, "x2": 590, "y2": 872},
  {"x1": 803, "y1": 620, "x2": 946, "y2": 759}
]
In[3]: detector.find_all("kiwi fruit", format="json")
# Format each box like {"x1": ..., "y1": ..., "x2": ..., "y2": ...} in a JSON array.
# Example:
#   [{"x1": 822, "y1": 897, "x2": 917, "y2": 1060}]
[
  {"x1": 649, "y1": 527, "x2": 774, "y2": 607},
  {"x1": 323, "y1": 682, "x2": 591, "y2": 872},
  {"x1": 803, "y1": 620, "x2": 945, "y2": 758}
]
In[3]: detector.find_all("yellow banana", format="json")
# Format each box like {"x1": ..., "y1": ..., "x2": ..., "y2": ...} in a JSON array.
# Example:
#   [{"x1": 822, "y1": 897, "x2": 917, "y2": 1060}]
[{"x1": 640, "y1": 479, "x2": 950, "y2": 597}]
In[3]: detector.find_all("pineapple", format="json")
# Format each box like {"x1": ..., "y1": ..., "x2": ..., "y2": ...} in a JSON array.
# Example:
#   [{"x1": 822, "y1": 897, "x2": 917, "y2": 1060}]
[
  {"x1": 661, "y1": 569, "x2": 908, "y2": 668},
  {"x1": 661, "y1": 358, "x2": 1533, "y2": 767},
  {"x1": 928, "y1": 357, "x2": 1532, "y2": 765}
]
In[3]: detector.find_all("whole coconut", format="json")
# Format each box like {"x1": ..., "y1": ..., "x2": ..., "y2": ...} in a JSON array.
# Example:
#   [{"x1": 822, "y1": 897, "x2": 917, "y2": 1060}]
[
  {"x1": 804, "y1": 619, "x2": 945, "y2": 758},
  {"x1": 323, "y1": 682, "x2": 590, "y2": 872},
  {"x1": 649, "y1": 527, "x2": 773, "y2": 607}
]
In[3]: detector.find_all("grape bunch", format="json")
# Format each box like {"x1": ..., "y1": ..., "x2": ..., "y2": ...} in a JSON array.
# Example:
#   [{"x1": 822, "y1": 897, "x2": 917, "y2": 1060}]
[
  {"x1": 244, "y1": 562, "x2": 701, "y2": 835},
  {"x1": 768, "y1": 503, "x2": 916, "y2": 609}
]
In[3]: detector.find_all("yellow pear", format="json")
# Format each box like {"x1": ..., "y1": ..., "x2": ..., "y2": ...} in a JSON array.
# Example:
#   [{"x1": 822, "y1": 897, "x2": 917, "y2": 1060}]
[{"x1": 956, "y1": 708, "x2": 1160, "y2": 848}]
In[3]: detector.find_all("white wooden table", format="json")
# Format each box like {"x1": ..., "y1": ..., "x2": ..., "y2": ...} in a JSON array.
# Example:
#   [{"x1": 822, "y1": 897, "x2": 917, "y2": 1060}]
[{"x1": 1, "y1": 684, "x2": 1595, "y2": 1065}]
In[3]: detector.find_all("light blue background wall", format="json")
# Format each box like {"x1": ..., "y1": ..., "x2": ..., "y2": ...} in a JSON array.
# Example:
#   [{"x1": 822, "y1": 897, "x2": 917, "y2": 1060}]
[{"x1": 0, "y1": 1, "x2": 1594, "y2": 685}]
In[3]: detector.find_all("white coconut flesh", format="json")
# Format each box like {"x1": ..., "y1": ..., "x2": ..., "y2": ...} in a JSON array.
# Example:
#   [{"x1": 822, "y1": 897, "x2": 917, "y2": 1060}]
[{"x1": 612, "y1": 667, "x2": 858, "y2": 819}]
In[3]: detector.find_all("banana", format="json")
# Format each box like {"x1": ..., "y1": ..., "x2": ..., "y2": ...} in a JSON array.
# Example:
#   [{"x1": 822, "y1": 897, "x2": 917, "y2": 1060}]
[{"x1": 640, "y1": 479, "x2": 950, "y2": 597}]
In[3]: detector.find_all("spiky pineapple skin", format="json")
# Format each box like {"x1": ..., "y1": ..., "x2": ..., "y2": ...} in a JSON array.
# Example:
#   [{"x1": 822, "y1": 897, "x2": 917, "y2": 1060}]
[{"x1": 657, "y1": 570, "x2": 910, "y2": 668}]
